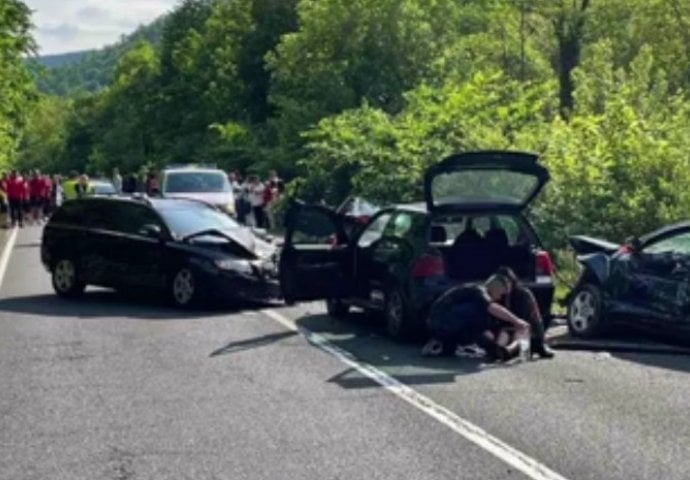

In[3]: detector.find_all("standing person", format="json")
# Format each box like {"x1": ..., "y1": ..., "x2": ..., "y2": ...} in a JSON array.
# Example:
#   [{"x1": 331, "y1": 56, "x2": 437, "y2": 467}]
[
  {"x1": 6, "y1": 171, "x2": 26, "y2": 228},
  {"x1": 229, "y1": 171, "x2": 244, "y2": 223},
  {"x1": 61, "y1": 171, "x2": 80, "y2": 201},
  {"x1": 247, "y1": 176, "x2": 267, "y2": 228},
  {"x1": 75, "y1": 174, "x2": 91, "y2": 199},
  {"x1": 0, "y1": 173, "x2": 9, "y2": 228},
  {"x1": 40, "y1": 174, "x2": 53, "y2": 220},
  {"x1": 145, "y1": 172, "x2": 160, "y2": 196},
  {"x1": 496, "y1": 266, "x2": 555, "y2": 359},
  {"x1": 29, "y1": 170, "x2": 44, "y2": 224},
  {"x1": 112, "y1": 168, "x2": 123, "y2": 194},
  {"x1": 421, "y1": 272, "x2": 530, "y2": 361}
]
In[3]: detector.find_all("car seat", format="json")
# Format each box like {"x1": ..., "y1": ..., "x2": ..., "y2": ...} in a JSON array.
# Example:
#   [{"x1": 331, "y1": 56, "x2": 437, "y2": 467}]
[
  {"x1": 430, "y1": 225, "x2": 447, "y2": 244},
  {"x1": 448, "y1": 219, "x2": 487, "y2": 280},
  {"x1": 484, "y1": 227, "x2": 510, "y2": 272}
]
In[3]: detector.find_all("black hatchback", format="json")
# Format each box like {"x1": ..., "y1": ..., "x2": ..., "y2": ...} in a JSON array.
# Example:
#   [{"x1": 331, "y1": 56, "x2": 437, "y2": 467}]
[
  {"x1": 41, "y1": 197, "x2": 281, "y2": 306},
  {"x1": 280, "y1": 151, "x2": 556, "y2": 338}
]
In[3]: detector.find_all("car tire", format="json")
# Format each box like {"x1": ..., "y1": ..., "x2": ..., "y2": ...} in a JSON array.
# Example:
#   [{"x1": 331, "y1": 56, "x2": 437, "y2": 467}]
[
  {"x1": 52, "y1": 258, "x2": 85, "y2": 298},
  {"x1": 326, "y1": 298, "x2": 350, "y2": 318},
  {"x1": 567, "y1": 283, "x2": 607, "y2": 338},
  {"x1": 384, "y1": 286, "x2": 413, "y2": 339},
  {"x1": 169, "y1": 267, "x2": 198, "y2": 308}
]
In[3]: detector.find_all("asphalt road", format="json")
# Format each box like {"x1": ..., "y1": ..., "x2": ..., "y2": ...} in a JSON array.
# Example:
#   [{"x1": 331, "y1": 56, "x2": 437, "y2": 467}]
[{"x1": 1, "y1": 227, "x2": 689, "y2": 480}]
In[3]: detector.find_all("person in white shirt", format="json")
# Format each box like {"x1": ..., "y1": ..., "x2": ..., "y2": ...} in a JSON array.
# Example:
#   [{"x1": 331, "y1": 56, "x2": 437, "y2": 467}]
[
  {"x1": 112, "y1": 168, "x2": 123, "y2": 194},
  {"x1": 247, "y1": 176, "x2": 267, "y2": 228}
]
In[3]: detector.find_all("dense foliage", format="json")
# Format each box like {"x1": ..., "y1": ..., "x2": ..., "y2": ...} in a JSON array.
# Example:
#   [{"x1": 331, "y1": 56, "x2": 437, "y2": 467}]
[
  {"x1": 14, "y1": 0, "x2": 690, "y2": 247},
  {"x1": 0, "y1": 0, "x2": 35, "y2": 168}
]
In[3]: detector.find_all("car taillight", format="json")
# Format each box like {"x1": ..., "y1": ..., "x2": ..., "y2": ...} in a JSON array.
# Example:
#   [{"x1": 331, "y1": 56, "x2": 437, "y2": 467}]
[
  {"x1": 536, "y1": 250, "x2": 555, "y2": 277},
  {"x1": 412, "y1": 254, "x2": 445, "y2": 278}
]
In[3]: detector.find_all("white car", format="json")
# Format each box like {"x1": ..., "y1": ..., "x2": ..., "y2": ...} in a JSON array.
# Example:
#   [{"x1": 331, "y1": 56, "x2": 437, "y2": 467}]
[{"x1": 160, "y1": 166, "x2": 235, "y2": 216}]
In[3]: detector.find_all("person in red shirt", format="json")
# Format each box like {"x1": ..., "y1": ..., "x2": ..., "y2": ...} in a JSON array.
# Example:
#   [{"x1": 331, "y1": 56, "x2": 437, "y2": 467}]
[
  {"x1": 0, "y1": 174, "x2": 9, "y2": 228},
  {"x1": 6, "y1": 171, "x2": 26, "y2": 228},
  {"x1": 28, "y1": 170, "x2": 44, "y2": 225},
  {"x1": 40, "y1": 174, "x2": 53, "y2": 219}
]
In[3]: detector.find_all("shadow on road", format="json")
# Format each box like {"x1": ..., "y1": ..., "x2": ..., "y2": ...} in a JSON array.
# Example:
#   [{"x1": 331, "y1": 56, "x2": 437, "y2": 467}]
[
  {"x1": 0, "y1": 290, "x2": 264, "y2": 321},
  {"x1": 210, "y1": 330, "x2": 298, "y2": 357},
  {"x1": 293, "y1": 311, "x2": 500, "y2": 388}
]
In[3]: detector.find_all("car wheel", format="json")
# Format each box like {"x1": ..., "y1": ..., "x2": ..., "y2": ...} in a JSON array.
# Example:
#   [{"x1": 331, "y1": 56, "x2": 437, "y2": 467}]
[
  {"x1": 567, "y1": 283, "x2": 606, "y2": 338},
  {"x1": 52, "y1": 258, "x2": 85, "y2": 298},
  {"x1": 170, "y1": 267, "x2": 197, "y2": 308},
  {"x1": 326, "y1": 298, "x2": 350, "y2": 318},
  {"x1": 384, "y1": 286, "x2": 413, "y2": 339}
]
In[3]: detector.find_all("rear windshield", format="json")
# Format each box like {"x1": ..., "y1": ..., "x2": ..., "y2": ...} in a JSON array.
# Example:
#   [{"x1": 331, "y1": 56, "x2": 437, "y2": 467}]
[
  {"x1": 431, "y1": 170, "x2": 540, "y2": 207},
  {"x1": 163, "y1": 171, "x2": 230, "y2": 194}
]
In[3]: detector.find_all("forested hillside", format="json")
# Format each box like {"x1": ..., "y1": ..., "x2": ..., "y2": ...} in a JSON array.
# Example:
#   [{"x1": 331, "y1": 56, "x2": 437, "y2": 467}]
[
  {"x1": 11, "y1": 0, "x2": 690, "y2": 247},
  {"x1": 31, "y1": 18, "x2": 166, "y2": 95}
]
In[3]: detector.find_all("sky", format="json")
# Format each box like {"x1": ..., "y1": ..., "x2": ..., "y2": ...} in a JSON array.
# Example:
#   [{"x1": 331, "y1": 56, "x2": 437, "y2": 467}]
[{"x1": 25, "y1": 0, "x2": 179, "y2": 55}]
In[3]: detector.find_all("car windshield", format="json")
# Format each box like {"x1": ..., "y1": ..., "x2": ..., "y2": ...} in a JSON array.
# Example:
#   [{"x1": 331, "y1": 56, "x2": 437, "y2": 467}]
[
  {"x1": 164, "y1": 171, "x2": 230, "y2": 194},
  {"x1": 93, "y1": 182, "x2": 115, "y2": 194},
  {"x1": 158, "y1": 203, "x2": 241, "y2": 238},
  {"x1": 431, "y1": 170, "x2": 540, "y2": 207}
]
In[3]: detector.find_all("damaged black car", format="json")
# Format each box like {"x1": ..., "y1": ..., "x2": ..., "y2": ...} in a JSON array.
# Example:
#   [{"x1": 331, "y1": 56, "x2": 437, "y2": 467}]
[
  {"x1": 566, "y1": 223, "x2": 690, "y2": 340},
  {"x1": 42, "y1": 197, "x2": 281, "y2": 307}
]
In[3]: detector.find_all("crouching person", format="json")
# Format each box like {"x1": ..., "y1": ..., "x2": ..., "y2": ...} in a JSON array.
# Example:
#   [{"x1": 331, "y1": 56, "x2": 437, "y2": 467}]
[
  {"x1": 496, "y1": 267, "x2": 555, "y2": 359},
  {"x1": 422, "y1": 272, "x2": 530, "y2": 362}
]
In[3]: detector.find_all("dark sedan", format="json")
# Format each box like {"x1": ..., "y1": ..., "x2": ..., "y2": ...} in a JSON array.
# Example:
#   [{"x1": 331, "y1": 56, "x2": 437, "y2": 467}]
[
  {"x1": 566, "y1": 222, "x2": 690, "y2": 340},
  {"x1": 41, "y1": 197, "x2": 281, "y2": 307}
]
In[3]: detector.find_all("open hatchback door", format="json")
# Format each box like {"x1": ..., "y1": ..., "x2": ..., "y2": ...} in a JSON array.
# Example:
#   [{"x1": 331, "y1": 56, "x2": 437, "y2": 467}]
[
  {"x1": 424, "y1": 151, "x2": 550, "y2": 214},
  {"x1": 279, "y1": 202, "x2": 354, "y2": 303}
]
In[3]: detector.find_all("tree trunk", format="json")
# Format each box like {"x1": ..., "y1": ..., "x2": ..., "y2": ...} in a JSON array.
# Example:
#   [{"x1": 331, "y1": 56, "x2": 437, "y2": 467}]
[{"x1": 554, "y1": 0, "x2": 591, "y2": 119}]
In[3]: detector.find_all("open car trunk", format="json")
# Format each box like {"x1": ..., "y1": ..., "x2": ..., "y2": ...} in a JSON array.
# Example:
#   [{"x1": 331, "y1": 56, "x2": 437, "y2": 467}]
[{"x1": 429, "y1": 213, "x2": 539, "y2": 284}]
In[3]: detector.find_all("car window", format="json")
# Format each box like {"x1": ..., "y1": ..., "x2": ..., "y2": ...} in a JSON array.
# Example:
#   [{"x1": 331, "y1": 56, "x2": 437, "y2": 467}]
[
  {"x1": 163, "y1": 171, "x2": 230, "y2": 194},
  {"x1": 112, "y1": 203, "x2": 167, "y2": 236},
  {"x1": 84, "y1": 201, "x2": 117, "y2": 230},
  {"x1": 643, "y1": 231, "x2": 690, "y2": 255},
  {"x1": 289, "y1": 207, "x2": 339, "y2": 245},
  {"x1": 383, "y1": 212, "x2": 425, "y2": 241},
  {"x1": 158, "y1": 203, "x2": 240, "y2": 237},
  {"x1": 432, "y1": 215, "x2": 531, "y2": 246},
  {"x1": 51, "y1": 201, "x2": 85, "y2": 225},
  {"x1": 357, "y1": 213, "x2": 392, "y2": 248}
]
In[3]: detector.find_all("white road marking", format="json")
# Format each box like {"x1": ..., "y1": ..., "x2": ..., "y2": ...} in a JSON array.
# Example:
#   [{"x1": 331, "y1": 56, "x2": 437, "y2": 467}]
[
  {"x1": 0, "y1": 227, "x2": 19, "y2": 290},
  {"x1": 264, "y1": 308, "x2": 571, "y2": 480}
]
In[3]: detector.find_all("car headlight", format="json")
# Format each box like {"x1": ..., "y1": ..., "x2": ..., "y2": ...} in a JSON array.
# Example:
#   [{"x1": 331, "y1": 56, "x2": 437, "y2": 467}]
[
  {"x1": 222, "y1": 202, "x2": 236, "y2": 216},
  {"x1": 214, "y1": 258, "x2": 253, "y2": 274}
]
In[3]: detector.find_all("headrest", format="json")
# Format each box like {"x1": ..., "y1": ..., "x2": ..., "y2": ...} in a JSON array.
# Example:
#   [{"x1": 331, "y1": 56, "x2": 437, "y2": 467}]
[{"x1": 430, "y1": 225, "x2": 447, "y2": 243}]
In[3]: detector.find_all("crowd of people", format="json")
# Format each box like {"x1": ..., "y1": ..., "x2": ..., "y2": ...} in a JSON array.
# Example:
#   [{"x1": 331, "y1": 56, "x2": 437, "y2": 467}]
[
  {"x1": 229, "y1": 170, "x2": 284, "y2": 230},
  {"x1": 0, "y1": 170, "x2": 62, "y2": 228}
]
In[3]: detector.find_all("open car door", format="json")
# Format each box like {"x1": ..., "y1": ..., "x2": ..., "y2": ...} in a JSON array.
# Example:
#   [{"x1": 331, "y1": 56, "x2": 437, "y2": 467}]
[
  {"x1": 424, "y1": 151, "x2": 550, "y2": 214},
  {"x1": 279, "y1": 202, "x2": 353, "y2": 303}
]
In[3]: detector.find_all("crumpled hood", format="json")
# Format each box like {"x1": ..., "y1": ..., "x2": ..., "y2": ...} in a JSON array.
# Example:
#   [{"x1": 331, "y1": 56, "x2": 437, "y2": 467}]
[{"x1": 191, "y1": 227, "x2": 276, "y2": 260}]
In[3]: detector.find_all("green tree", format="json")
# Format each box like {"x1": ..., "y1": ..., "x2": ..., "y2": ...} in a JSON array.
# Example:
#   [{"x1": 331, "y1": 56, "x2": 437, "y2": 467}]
[{"x1": 0, "y1": 0, "x2": 36, "y2": 167}]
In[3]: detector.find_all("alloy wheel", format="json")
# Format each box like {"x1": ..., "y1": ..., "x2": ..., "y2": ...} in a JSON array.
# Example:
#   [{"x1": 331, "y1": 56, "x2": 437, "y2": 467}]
[
  {"x1": 53, "y1": 260, "x2": 76, "y2": 293},
  {"x1": 386, "y1": 290, "x2": 405, "y2": 336},
  {"x1": 172, "y1": 269, "x2": 195, "y2": 306},
  {"x1": 569, "y1": 290, "x2": 597, "y2": 333}
]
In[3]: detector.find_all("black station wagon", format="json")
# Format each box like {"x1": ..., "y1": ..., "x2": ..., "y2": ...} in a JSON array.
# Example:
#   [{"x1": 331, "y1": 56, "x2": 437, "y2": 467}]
[{"x1": 42, "y1": 197, "x2": 280, "y2": 306}]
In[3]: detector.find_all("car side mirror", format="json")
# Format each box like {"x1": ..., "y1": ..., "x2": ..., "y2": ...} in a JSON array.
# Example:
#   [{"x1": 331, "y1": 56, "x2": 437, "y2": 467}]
[{"x1": 140, "y1": 224, "x2": 163, "y2": 240}]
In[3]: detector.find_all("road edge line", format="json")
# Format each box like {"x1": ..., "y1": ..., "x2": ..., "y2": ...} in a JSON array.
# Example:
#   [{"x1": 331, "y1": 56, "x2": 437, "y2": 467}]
[
  {"x1": 263, "y1": 308, "x2": 570, "y2": 480},
  {"x1": 0, "y1": 227, "x2": 19, "y2": 290}
]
